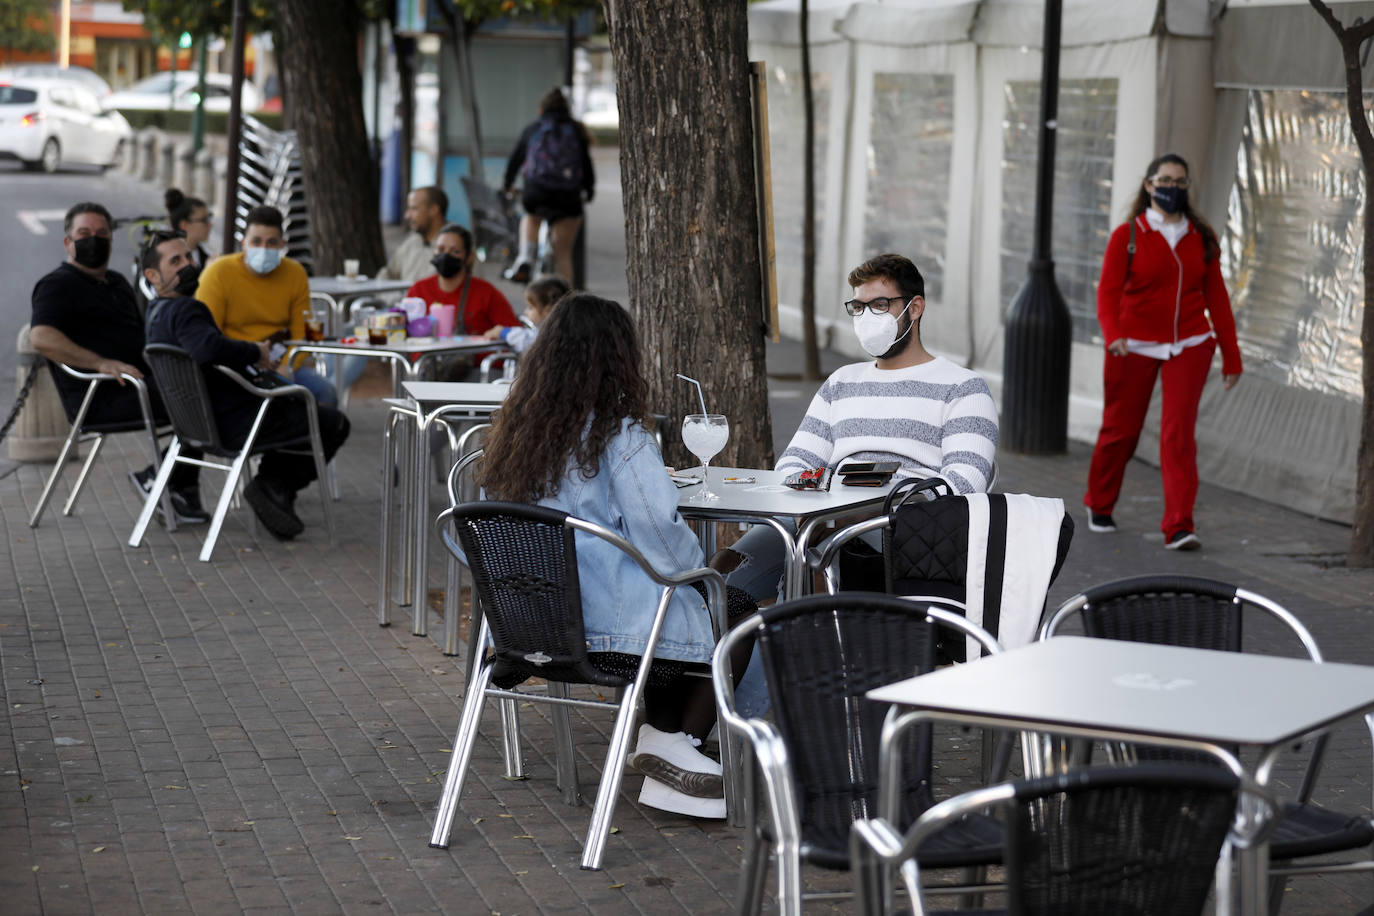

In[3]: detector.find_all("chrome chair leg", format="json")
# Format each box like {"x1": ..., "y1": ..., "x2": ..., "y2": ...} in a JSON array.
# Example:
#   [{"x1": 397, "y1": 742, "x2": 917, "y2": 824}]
[
  {"x1": 428, "y1": 655, "x2": 496, "y2": 849},
  {"x1": 547, "y1": 682, "x2": 582, "y2": 806},
  {"x1": 29, "y1": 426, "x2": 84, "y2": 528},
  {"x1": 200, "y1": 447, "x2": 253, "y2": 562},
  {"x1": 129, "y1": 438, "x2": 182, "y2": 547},
  {"x1": 579, "y1": 679, "x2": 646, "y2": 870},
  {"x1": 60, "y1": 433, "x2": 104, "y2": 516},
  {"x1": 499, "y1": 697, "x2": 524, "y2": 779}
]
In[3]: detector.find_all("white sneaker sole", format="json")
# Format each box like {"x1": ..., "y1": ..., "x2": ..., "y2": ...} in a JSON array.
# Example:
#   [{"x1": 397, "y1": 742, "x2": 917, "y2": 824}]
[
  {"x1": 637, "y1": 776, "x2": 725, "y2": 819},
  {"x1": 1165, "y1": 533, "x2": 1201, "y2": 551},
  {"x1": 1085, "y1": 507, "x2": 1116, "y2": 533}
]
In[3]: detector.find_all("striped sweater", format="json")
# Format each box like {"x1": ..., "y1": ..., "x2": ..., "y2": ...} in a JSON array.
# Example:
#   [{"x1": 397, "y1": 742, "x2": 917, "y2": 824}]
[{"x1": 776, "y1": 357, "x2": 999, "y2": 494}]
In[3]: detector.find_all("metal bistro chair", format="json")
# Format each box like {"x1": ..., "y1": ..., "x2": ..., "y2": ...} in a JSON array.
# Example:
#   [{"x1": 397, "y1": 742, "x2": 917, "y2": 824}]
[
  {"x1": 712, "y1": 593, "x2": 1009, "y2": 916},
  {"x1": 1040, "y1": 574, "x2": 1374, "y2": 907},
  {"x1": 129, "y1": 344, "x2": 336, "y2": 562},
  {"x1": 429, "y1": 501, "x2": 732, "y2": 871},
  {"x1": 440, "y1": 432, "x2": 489, "y2": 659},
  {"x1": 28, "y1": 363, "x2": 175, "y2": 529},
  {"x1": 850, "y1": 763, "x2": 1257, "y2": 916}
]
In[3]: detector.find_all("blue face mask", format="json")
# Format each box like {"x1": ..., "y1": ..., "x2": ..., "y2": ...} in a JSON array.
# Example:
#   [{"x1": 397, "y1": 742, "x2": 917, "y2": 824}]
[{"x1": 244, "y1": 245, "x2": 284, "y2": 275}]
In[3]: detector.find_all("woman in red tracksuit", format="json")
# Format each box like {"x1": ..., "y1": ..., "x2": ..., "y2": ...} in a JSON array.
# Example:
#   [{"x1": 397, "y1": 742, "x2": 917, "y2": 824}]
[{"x1": 1085, "y1": 152, "x2": 1243, "y2": 551}]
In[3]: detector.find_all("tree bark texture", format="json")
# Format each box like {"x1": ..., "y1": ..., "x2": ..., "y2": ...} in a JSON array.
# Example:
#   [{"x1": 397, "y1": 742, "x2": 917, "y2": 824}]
[
  {"x1": 603, "y1": 0, "x2": 774, "y2": 469},
  {"x1": 1308, "y1": 0, "x2": 1374, "y2": 565},
  {"x1": 275, "y1": 0, "x2": 386, "y2": 276}
]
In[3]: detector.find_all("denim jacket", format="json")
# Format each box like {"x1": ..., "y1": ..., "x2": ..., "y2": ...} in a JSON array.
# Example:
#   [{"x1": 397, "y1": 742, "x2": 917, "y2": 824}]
[{"x1": 539, "y1": 418, "x2": 715, "y2": 663}]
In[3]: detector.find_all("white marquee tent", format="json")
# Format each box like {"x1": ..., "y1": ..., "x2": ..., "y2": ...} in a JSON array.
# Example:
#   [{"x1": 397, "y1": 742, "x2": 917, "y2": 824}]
[{"x1": 750, "y1": 0, "x2": 1371, "y2": 522}]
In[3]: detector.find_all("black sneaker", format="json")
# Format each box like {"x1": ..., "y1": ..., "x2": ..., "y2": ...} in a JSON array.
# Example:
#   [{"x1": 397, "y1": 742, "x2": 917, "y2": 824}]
[
  {"x1": 170, "y1": 488, "x2": 211, "y2": 524},
  {"x1": 244, "y1": 477, "x2": 305, "y2": 540},
  {"x1": 129, "y1": 468, "x2": 210, "y2": 525},
  {"x1": 1165, "y1": 530, "x2": 1201, "y2": 551},
  {"x1": 1086, "y1": 508, "x2": 1117, "y2": 533}
]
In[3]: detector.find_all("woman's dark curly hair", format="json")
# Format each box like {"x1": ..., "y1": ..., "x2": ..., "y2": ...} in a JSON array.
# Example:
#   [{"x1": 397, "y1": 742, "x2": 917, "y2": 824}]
[
  {"x1": 481, "y1": 292, "x2": 650, "y2": 502},
  {"x1": 1128, "y1": 152, "x2": 1220, "y2": 261}
]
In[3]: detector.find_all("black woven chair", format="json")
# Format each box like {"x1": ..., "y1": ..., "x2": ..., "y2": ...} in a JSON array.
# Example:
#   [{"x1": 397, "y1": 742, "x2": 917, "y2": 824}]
[
  {"x1": 128, "y1": 344, "x2": 335, "y2": 561},
  {"x1": 28, "y1": 363, "x2": 175, "y2": 529},
  {"x1": 712, "y1": 593, "x2": 1008, "y2": 915},
  {"x1": 1040, "y1": 574, "x2": 1374, "y2": 904},
  {"x1": 851, "y1": 764, "x2": 1246, "y2": 916},
  {"x1": 430, "y1": 500, "x2": 730, "y2": 871}
]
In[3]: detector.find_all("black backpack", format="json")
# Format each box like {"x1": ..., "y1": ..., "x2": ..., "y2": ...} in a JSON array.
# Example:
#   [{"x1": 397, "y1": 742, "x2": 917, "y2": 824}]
[{"x1": 522, "y1": 116, "x2": 583, "y2": 191}]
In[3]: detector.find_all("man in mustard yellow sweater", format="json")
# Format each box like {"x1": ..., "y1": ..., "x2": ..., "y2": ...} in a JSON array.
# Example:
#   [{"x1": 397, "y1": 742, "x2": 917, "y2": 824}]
[{"x1": 194, "y1": 206, "x2": 337, "y2": 407}]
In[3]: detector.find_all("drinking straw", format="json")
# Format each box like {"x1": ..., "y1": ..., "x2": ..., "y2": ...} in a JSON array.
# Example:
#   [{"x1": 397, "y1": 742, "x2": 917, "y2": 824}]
[{"x1": 676, "y1": 373, "x2": 709, "y2": 416}]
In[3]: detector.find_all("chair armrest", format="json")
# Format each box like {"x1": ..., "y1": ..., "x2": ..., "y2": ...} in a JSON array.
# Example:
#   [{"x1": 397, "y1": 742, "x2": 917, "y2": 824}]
[
  {"x1": 211, "y1": 364, "x2": 317, "y2": 406},
  {"x1": 807, "y1": 515, "x2": 891, "y2": 591},
  {"x1": 56, "y1": 363, "x2": 149, "y2": 391}
]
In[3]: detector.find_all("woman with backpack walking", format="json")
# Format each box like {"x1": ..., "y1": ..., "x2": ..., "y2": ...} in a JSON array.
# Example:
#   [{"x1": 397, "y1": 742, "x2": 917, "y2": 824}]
[
  {"x1": 1084, "y1": 152, "x2": 1242, "y2": 552},
  {"x1": 502, "y1": 88, "x2": 595, "y2": 286}
]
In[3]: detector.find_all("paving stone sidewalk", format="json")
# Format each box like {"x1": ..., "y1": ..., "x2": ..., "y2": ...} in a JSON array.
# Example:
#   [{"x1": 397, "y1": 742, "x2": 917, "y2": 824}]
[{"x1": 1, "y1": 147, "x2": 1371, "y2": 913}]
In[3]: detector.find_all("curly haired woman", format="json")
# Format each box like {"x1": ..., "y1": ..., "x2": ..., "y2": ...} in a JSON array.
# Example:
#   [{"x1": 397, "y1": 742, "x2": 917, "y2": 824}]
[{"x1": 482, "y1": 292, "x2": 754, "y2": 819}]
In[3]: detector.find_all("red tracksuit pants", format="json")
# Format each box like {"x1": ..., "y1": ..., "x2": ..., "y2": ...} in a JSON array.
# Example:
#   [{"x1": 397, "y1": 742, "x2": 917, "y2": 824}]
[{"x1": 1084, "y1": 339, "x2": 1216, "y2": 536}]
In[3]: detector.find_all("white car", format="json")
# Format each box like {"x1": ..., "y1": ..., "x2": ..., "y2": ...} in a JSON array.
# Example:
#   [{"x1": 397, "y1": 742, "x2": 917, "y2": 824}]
[
  {"x1": 103, "y1": 71, "x2": 261, "y2": 114},
  {"x1": 0, "y1": 79, "x2": 132, "y2": 173},
  {"x1": 0, "y1": 64, "x2": 112, "y2": 97}
]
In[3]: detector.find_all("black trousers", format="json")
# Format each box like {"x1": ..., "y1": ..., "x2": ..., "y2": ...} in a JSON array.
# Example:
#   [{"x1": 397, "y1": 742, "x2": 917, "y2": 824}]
[{"x1": 220, "y1": 400, "x2": 350, "y2": 497}]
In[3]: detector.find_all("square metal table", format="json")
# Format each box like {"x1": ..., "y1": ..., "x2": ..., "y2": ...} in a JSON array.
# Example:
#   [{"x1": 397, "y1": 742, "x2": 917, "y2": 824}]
[
  {"x1": 381, "y1": 381, "x2": 508, "y2": 638},
  {"x1": 675, "y1": 466, "x2": 895, "y2": 599},
  {"x1": 285, "y1": 337, "x2": 507, "y2": 398},
  {"x1": 867, "y1": 635, "x2": 1374, "y2": 915},
  {"x1": 308, "y1": 276, "x2": 413, "y2": 333}
]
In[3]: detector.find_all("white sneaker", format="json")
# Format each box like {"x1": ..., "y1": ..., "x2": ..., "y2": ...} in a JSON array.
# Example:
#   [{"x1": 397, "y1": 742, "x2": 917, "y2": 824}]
[
  {"x1": 638, "y1": 775, "x2": 726, "y2": 819},
  {"x1": 628, "y1": 724, "x2": 723, "y2": 797}
]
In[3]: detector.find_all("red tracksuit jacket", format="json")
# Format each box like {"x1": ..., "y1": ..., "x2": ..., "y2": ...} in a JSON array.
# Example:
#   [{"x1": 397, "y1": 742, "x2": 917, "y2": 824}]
[{"x1": 1096, "y1": 213, "x2": 1243, "y2": 376}]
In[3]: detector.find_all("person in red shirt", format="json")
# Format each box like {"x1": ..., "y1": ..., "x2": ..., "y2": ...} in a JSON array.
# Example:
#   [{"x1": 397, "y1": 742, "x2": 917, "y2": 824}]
[
  {"x1": 1085, "y1": 153, "x2": 1242, "y2": 551},
  {"x1": 405, "y1": 223, "x2": 518, "y2": 337}
]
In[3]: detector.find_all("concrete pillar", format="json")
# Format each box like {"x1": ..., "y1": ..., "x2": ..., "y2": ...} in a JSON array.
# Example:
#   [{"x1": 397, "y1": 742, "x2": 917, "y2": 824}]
[
  {"x1": 157, "y1": 137, "x2": 175, "y2": 188},
  {"x1": 193, "y1": 148, "x2": 215, "y2": 201},
  {"x1": 138, "y1": 129, "x2": 159, "y2": 182},
  {"x1": 7, "y1": 325, "x2": 72, "y2": 463},
  {"x1": 174, "y1": 140, "x2": 195, "y2": 191}
]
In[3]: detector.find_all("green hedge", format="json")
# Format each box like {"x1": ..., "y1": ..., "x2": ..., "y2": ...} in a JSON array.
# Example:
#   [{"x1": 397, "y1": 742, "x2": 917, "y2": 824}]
[{"x1": 115, "y1": 109, "x2": 285, "y2": 135}]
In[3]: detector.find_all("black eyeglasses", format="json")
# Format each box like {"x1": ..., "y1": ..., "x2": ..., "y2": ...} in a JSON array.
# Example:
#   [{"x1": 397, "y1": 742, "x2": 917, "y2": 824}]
[
  {"x1": 843, "y1": 296, "x2": 908, "y2": 316},
  {"x1": 1149, "y1": 176, "x2": 1190, "y2": 188}
]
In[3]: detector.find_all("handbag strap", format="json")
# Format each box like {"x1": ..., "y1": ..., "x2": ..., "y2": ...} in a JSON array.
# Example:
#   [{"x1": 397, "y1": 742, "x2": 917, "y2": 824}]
[{"x1": 883, "y1": 476, "x2": 953, "y2": 515}]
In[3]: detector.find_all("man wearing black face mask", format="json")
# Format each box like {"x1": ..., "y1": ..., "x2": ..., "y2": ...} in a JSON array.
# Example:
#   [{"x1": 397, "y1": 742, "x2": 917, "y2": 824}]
[
  {"x1": 29, "y1": 201, "x2": 210, "y2": 524},
  {"x1": 144, "y1": 232, "x2": 351, "y2": 540}
]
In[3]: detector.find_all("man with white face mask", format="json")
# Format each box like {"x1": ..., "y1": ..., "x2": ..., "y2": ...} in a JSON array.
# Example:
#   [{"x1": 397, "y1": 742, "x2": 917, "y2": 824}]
[
  {"x1": 194, "y1": 206, "x2": 336, "y2": 408},
  {"x1": 713, "y1": 253, "x2": 999, "y2": 602}
]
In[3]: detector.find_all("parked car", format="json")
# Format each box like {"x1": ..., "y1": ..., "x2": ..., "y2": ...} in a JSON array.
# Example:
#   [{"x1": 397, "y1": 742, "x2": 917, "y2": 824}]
[
  {"x1": 0, "y1": 79, "x2": 132, "y2": 173},
  {"x1": 0, "y1": 64, "x2": 112, "y2": 97},
  {"x1": 103, "y1": 71, "x2": 261, "y2": 113}
]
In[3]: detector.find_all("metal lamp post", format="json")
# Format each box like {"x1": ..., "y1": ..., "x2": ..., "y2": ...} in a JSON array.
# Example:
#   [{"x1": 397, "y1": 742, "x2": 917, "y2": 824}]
[{"x1": 1001, "y1": 0, "x2": 1071, "y2": 453}]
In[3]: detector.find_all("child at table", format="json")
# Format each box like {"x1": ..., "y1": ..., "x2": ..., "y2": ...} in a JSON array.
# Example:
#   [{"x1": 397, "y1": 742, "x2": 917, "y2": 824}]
[
  {"x1": 481, "y1": 292, "x2": 757, "y2": 819},
  {"x1": 482, "y1": 275, "x2": 569, "y2": 354}
]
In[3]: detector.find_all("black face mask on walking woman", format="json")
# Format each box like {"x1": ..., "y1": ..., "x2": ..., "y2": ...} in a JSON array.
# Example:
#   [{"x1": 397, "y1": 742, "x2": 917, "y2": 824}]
[
  {"x1": 431, "y1": 253, "x2": 466, "y2": 279},
  {"x1": 72, "y1": 235, "x2": 111, "y2": 269},
  {"x1": 173, "y1": 262, "x2": 201, "y2": 296},
  {"x1": 1152, "y1": 185, "x2": 1187, "y2": 215}
]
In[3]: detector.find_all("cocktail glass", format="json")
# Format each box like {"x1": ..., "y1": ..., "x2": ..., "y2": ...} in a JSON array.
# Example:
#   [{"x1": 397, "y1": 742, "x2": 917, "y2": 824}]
[{"x1": 681, "y1": 413, "x2": 729, "y2": 501}]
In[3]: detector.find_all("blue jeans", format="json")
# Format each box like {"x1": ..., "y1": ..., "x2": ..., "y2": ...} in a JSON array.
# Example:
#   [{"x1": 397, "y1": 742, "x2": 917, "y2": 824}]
[{"x1": 291, "y1": 365, "x2": 338, "y2": 409}]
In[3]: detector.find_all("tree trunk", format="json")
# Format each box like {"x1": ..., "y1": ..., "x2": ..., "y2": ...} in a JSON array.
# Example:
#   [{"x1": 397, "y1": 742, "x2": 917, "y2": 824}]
[
  {"x1": 395, "y1": 33, "x2": 416, "y2": 207},
  {"x1": 275, "y1": 0, "x2": 386, "y2": 276},
  {"x1": 799, "y1": 0, "x2": 822, "y2": 380},
  {"x1": 603, "y1": 0, "x2": 774, "y2": 469},
  {"x1": 1308, "y1": 0, "x2": 1374, "y2": 565}
]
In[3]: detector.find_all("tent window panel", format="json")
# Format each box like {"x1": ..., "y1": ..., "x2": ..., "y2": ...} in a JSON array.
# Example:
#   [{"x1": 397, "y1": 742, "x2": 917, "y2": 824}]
[
  {"x1": 864, "y1": 72, "x2": 954, "y2": 304},
  {"x1": 768, "y1": 64, "x2": 831, "y2": 312},
  {"x1": 1222, "y1": 89, "x2": 1363, "y2": 400},
  {"x1": 999, "y1": 77, "x2": 1118, "y2": 343}
]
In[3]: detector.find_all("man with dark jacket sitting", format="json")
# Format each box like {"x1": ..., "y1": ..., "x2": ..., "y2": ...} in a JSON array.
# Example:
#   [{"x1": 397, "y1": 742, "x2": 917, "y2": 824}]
[{"x1": 141, "y1": 230, "x2": 350, "y2": 540}]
